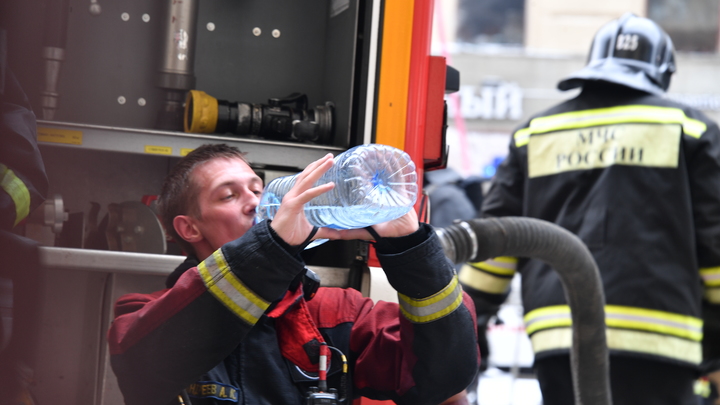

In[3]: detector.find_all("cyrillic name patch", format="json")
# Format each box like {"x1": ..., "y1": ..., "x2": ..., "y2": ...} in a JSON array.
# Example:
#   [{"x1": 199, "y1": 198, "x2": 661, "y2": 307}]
[{"x1": 528, "y1": 123, "x2": 681, "y2": 178}]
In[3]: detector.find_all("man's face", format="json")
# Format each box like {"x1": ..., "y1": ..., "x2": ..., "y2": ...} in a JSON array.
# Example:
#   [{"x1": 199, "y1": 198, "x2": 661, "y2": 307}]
[{"x1": 191, "y1": 157, "x2": 264, "y2": 252}]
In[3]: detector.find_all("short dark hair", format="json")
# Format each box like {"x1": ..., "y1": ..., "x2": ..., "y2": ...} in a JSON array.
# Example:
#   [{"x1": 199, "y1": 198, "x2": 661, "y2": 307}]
[{"x1": 157, "y1": 144, "x2": 250, "y2": 255}]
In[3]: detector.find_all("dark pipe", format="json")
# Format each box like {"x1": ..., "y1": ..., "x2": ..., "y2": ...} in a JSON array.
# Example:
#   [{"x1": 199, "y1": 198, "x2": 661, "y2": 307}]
[
  {"x1": 436, "y1": 217, "x2": 612, "y2": 405},
  {"x1": 40, "y1": 0, "x2": 72, "y2": 120}
]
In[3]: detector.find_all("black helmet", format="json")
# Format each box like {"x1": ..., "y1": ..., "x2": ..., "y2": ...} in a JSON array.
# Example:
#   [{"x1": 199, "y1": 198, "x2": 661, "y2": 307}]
[{"x1": 557, "y1": 13, "x2": 676, "y2": 95}]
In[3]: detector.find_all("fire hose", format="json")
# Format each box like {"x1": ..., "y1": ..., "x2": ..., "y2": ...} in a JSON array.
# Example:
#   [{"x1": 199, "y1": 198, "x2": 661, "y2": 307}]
[{"x1": 436, "y1": 217, "x2": 612, "y2": 405}]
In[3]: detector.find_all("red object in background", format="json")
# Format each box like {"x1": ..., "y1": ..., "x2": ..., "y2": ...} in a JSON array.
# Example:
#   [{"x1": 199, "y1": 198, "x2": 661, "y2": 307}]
[
  {"x1": 141, "y1": 195, "x2": 159, "y2": 207},
  {"x1": 423, "y1": 56, "x2": 448, "y2": 170},
  {"x1": 353, "y1": 399, "x2": 389, "y2": 405}
]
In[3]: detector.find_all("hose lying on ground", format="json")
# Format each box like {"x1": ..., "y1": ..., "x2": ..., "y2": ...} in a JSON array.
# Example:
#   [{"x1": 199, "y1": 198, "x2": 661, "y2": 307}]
[{"x1": 436, "y1": 216, "x2": 612, "y2": 405}]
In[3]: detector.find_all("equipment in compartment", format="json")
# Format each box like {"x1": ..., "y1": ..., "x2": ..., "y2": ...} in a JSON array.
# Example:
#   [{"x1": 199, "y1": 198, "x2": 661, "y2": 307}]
[{"x1": 185, "y1": 90, "x2": 335, "y2": 144}]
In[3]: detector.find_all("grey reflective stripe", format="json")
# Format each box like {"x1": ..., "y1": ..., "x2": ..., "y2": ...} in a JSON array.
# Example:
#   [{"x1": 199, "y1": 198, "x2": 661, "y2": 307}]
[
  {"x1": 610, "y1": 313, "x2": 702, "y2": 336},
  {"x1": 198, "y1": 249, "x2": 269, "y2": 325},
  {"x1": 398, "y1": 275, "x2": 463, "y2": 323},
  {"x1": 524, "y1": 311, "x2": 571, "y2": 334},
  {"x1": 524, "y1": 304, "x2": 702, "y2": 341}
]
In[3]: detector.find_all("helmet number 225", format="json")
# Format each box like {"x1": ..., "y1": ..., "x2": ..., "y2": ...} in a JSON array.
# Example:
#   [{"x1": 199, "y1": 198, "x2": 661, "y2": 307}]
[{"x1": 616, "y1": 34, "x2": 639, "y2": 51}]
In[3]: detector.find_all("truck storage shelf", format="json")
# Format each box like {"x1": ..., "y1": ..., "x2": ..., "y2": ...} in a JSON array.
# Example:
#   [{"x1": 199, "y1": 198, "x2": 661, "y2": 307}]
[
  {"x1": 38, "y1": 246, "x2": 351, "y2": 287},
  {"x1": 36, "y1": 120, "x2": 345, "y2": 170}
]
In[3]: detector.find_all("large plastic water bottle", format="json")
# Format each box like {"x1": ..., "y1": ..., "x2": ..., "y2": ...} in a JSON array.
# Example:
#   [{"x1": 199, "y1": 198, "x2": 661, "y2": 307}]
[{"x1": 256, "y1": 144, "x2": 418, "y2": 232}]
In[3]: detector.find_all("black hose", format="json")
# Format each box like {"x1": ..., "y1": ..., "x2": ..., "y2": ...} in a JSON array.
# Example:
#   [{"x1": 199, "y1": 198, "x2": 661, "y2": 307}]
[{"x1": 436, "y1": 217, "x2": 611, "y2": 405}]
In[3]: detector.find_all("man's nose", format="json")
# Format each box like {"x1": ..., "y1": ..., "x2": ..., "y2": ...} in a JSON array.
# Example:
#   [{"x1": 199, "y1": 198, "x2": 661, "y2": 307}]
[{"x1": 243, "y1": 189, "x2": 260, "y2": 211}]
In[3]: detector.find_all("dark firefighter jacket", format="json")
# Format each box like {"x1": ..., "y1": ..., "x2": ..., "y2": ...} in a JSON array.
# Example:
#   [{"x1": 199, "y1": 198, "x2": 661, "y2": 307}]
[
  {"x1": 0, "y1": 36, "x2": 49, "y2": 403},
  {"x1": 459, "y1": 83, "x2": 720, "y2": 370},
  {"x1": 107, "y1": 221, "x2": 479, "y2": 405},
  {"x1": 0, "y1": 59, "x2": 48, "y2": 231}
]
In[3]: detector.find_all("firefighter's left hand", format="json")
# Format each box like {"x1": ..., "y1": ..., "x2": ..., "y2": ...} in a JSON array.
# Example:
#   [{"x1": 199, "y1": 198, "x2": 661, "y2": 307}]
[{"x1": 329, "y1": 209, "x2": 420, "y2": 241}]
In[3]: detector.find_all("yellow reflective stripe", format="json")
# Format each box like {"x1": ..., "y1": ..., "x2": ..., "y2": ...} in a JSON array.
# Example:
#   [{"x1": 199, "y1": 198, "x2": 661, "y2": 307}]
[
  {"x1": 513, "y1": 105, "x2": 707, "y2": 147},
  {"x1": 514, "y1": 127, "x2": 532, "y2": 147},
  {"x1": 606, "y1": 305, "x2": 702, "y2": 341},
  {"x1": 705, "y1": 288, "x2": 720, "y2": 304},
  {"x1": 526, "y1": 105, "x2": 700, "y2": 134},
  {"x1": 524, "y1": 305, "x2": 572, "y2": 335},
  {"x1": 529, "y1": 327, "x2": 702, "y2": 364},
  {"x1": 0, "y1": 164, "x2": 31, "y2": 226},
  {"x1": 469, "y1": 256, "x2": 517, "y2": 276},
  {"x1": 458, "y1": 264, "x2": 513, "y2": 294},
  {"x1": 198, "y1": 249, "x2": 270, "y2": 325},
  {"x1": 700, "y1": 267, "x2": 720, "y2": 287},
  {"x1": 615, "y1": 329, "x2": 704, "y2": 363},
  {"x1": 525, "y1": 304, "x2": 702, "y2": 341},
  {"x1": 683, "y1": 118, "x2": 707, "y2": 138},
  {"x1": 528, "y1": 327, "x2": 572, "y2": 353},
  {"x1": 398, "y1": 275, "x2": 463, "y2": 323}
]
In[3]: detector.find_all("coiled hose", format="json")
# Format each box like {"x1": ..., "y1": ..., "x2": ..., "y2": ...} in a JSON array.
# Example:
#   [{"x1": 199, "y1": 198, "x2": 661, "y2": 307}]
[{"x1": 436, "y1": 217, "x2": 612, "y2": 405}]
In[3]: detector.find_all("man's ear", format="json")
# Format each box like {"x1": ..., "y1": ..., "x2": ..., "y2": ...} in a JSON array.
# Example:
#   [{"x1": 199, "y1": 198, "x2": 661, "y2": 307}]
[{"x1": 173, "y1": 215, "x2": 203, "y2": 244}]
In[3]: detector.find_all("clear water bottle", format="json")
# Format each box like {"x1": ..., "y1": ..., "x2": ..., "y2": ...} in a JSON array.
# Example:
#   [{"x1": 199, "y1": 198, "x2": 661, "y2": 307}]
[{"x1": 256, "y1": 143, "x2": 418, "y2": 233}]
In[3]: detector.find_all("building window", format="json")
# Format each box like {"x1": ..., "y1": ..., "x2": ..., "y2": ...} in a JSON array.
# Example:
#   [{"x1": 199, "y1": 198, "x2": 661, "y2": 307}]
[
  {"x1": 648, "y1": 0, "x2": 719, "y2": 52},
  {"x1": 456, "y1": 0, "x2": 524, "y2": 46}
]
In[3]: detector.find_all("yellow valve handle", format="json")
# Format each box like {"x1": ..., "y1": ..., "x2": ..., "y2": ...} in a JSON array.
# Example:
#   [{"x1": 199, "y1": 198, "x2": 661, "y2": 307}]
[{"x1": 184, "y1": 90, "x2": 219, "y2": 133}]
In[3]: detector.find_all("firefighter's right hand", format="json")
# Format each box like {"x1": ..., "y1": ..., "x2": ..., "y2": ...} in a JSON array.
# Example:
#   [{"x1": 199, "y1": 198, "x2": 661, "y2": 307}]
[{"x1": 269, "y1": 154, "x2": 336, "y2": 246}]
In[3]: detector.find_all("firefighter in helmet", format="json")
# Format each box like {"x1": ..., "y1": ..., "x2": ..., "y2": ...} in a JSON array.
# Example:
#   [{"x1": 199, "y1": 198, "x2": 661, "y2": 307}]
[{"x1": 460, "y1": 13, "x2": 720, "y2": 404}]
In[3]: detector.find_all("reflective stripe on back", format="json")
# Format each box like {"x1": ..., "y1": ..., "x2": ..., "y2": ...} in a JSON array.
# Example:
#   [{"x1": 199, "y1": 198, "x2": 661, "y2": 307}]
[
  {"x1": 514, "y1": 104, "x2": 707, "y2": 147},
  {"x1": 530, "y1": 327, "x2": 702, "y2": 365},
  {"x1": 524, "y1": 304, "x2": 702, "y2": 341}
]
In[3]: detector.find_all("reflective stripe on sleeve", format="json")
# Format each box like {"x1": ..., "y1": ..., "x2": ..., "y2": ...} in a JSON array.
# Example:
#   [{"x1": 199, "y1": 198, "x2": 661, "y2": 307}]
[
  {"x1": 705, "y1": 288, "x2": 720, "y2": 304},
  {"x1": 0, "y1": 164, "x2": 31, "y2": 226},
  {"x1": 700, "y1": 267, "x2": 720, "y2": 302},
  {"x1": 529, "y1": 327, "x2": 702, "y2": 365},
  {"x1": 524, "y1": 304, "x2": 703, "y2": 341},
  {"x1": 398, "y1": 275, "x2": 464, "y2": 323},
  {"x1": 514, "y1": 105, "x2": 707, "y2": 147},
  {"x1": 198, "y1": 249, "x2": 270, "y2": 325},
  {"x1": 700, "y1": 266, "x2": 720, "y2": 287},
  {"x1": 458, "y1": 257, "x2": 516, "y2": 294},
  {"x1": 471, "y1": 256, "x2": 517, "y2": 276}
]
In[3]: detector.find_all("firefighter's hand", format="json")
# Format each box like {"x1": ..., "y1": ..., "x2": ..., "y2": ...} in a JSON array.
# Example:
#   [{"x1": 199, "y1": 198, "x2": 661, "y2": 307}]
[
  {"x1": 331, "y1": 209, "x2": 420, "y2": 241},
  {"x1": 269, "y1": 153, "x2": 419, "y2": 244},
  {"x1": 269, "y1": 153, "x2": 336, "y2": 246},
  {"x1": 367, "y1": 209, "x2": 419, "y2": 238}
]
